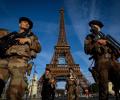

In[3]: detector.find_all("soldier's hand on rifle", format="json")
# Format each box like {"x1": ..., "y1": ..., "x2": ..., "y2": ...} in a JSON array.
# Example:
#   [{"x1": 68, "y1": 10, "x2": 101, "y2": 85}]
[
  {"x1": 97, "y1": 39, "x2": 107, "y2": 45},
  {"x1": 16, "y1": 38, "x2": 31, "y2": 44}
]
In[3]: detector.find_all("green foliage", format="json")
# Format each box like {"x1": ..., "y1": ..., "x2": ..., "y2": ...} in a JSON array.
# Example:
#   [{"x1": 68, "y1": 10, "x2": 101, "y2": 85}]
[{"x1": 89, "y1": 83, "x2": 99, "y2": 93}]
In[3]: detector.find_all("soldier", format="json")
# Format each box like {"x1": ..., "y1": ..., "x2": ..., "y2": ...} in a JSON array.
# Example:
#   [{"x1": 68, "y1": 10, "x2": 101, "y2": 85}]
[
  {"x1": 40, "y1": 68, "x2": 54, "y2": 100},
  {"x1": 66, "y1": 68, "x2": 78, "y2": 100},
  {"x1": 0, "y1": 17, "x2": 41, "y2": 100},
  {"x1": 84, "y1": 20, "x2": 120, "y2": 100},
  {"x1": 0, "y1": 29, "x2": 10, "y2": 97}
]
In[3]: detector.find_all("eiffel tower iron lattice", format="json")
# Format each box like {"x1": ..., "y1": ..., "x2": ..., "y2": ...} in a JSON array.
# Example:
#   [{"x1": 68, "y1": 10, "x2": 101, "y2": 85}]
[{"x1": 44, "y1": 8, "x2": 88, "y2": 90}]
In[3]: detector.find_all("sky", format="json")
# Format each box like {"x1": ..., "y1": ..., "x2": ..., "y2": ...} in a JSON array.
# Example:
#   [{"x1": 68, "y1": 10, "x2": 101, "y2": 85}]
[{"x1": 0, "y1": 0, "x2": 120, "y2": 89}]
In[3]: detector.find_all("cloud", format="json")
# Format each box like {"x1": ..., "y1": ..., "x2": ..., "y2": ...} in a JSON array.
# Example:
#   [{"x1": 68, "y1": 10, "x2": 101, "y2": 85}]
[
  {"x1": 30, "y1": 51, "x2": 52, "y2": 79},
  {"x1": 89, "y1": 0, "x2": 99, "y2": 19},
  {"x1": 72, "y1": 50, "x2": 94, "y2": 83},
  {"x1": 105, "y1": 24, "x2": 120, "y2": 42},
  {"x1": 73, "y1": 50, "x2": 90, "y2": 66},
  {"x1": 34, "y1": 21, "x2": 58, "y2": 35}
]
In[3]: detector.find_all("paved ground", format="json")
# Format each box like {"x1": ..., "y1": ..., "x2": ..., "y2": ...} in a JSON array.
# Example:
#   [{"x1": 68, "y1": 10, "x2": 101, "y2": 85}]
[
  {"x1": 0, "y1": 96, "x2": 119, "y2": 100},
  {"x1": 23, "y1": 96, "x2": 119, "y2": 100},
  {"x1": 54, "y1": 96, "x2": 118, "y2": 100}
]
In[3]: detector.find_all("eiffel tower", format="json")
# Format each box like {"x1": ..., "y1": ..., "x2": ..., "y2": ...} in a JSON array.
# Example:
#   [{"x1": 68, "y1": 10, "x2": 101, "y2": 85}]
[{"x1": 46, "y1": 8, "x2": 88, "y2": 89}]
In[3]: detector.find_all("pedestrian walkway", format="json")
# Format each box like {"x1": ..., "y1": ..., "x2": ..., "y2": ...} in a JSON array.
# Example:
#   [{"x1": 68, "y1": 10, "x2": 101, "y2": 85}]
[{"x1": 0, "y1": 96, "x2": 119, "y2": 100}]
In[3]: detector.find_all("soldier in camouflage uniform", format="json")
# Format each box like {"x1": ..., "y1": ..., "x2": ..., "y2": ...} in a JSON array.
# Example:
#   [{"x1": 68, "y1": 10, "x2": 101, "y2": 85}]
[
  {"x1": 66, "y1": 68, "x2": 78, "y2": 100},
  {"x1": 84, "y1": 20, "x2": 120, "y2": 100},
  {"x1": 0, "y1": 17, "x2": 41, "y2": 100},
  {"x1": 0, "y1": 29, "x2": 9, "y2": 97}
]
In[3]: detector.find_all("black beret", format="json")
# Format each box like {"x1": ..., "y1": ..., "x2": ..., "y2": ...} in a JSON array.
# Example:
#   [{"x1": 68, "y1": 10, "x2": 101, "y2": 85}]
[
  {"x1": 89, "y1": 20, "x2": 104, "y2": 28},
  {"x1": 19, "y1": 17, "x2": 33, "y2": 29}
]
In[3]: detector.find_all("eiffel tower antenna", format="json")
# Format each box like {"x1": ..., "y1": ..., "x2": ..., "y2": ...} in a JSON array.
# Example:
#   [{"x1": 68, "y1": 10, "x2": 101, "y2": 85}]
[{"x1": 57, "y1": 8, "x2": 68, "y2": 46}]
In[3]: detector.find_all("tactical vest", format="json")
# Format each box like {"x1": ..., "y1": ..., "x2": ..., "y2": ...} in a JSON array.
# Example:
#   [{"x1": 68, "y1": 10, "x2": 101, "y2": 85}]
[
  {"x1": 6, "y1": 32, "x2": 40, "y2": 59},
  {"x1": 84, "y1": 33, "x2": 114, "y2": 60}
]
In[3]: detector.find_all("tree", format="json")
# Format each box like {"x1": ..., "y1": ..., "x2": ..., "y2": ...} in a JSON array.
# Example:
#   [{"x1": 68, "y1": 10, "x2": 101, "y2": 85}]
[{"x1": 89, "y1": 83, "x2": 99, "y2": 93}]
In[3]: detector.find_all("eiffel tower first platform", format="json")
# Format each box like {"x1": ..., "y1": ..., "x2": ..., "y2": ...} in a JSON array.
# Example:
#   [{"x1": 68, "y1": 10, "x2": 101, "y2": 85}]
[{"x1": 45, "y1": 8, "x2": 88, "y2": 90}]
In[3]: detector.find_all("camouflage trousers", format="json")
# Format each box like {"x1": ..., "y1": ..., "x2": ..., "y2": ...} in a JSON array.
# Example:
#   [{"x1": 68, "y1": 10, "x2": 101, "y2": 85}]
[
  {"x1": 96, "y1": 58, "x2": 120, "y2": 100},
  {"x1": 67, "y1": 85, "x2": 78, "y2": 100},
  {"x1": 0, "y1": 57, "x2": 28, "y2": 100}
]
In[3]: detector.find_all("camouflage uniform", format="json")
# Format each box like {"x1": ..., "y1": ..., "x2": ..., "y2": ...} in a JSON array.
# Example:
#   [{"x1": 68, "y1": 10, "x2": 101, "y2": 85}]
[
  {"x1": 0, "y1": 29, "x2": 10, "y2": 97},
  {"x1": 0, "y1": 22, "x2": 41, "y2": 99},
  {"x1": 84, "y1": 20, "x2": 120, "y2": 100},
  {"x1": 66, "y1": 69, "x2": 78, "y2": 100}
]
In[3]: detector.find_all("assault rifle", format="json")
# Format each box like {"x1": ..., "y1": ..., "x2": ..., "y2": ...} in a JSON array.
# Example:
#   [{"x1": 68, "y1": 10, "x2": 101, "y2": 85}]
[
  {"x1": 0, "y1": 30, "x2": 32, "y2": 55},
  {"x1": 90, "y1": 26, "x2": 120, "y2": 54}
]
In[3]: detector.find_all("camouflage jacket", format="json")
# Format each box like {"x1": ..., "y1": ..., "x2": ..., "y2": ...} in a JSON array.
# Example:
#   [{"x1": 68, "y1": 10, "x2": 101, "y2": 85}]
[
  {"x1": 6, "y1": 32, "x2": 41, "y2": 59},
  {"x1": 29, "y1": 32, "x2": 41, "y2": 58},
  {"x1": 84, "y1": 33, "x2": 118, "y2": 60},
  {"x1": 66, "y1": 73, "x2": 77, "y2": 90},
  {"x1": 85, "y1": 34, "x2": 109, "y2": 54}
]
